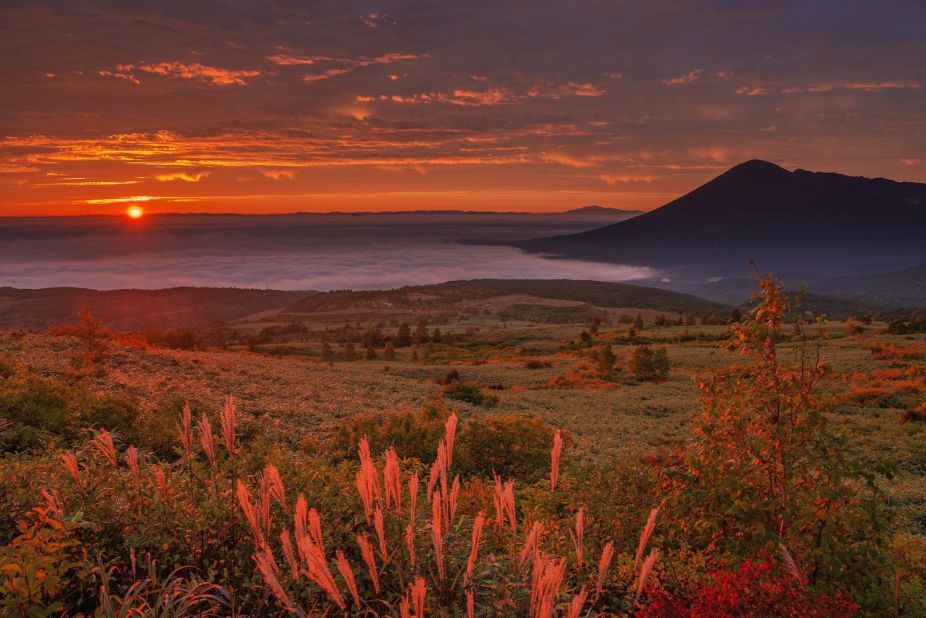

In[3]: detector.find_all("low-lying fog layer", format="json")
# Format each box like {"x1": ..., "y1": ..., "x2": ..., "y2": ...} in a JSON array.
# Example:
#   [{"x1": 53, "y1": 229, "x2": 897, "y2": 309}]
[{"x1": 0, "y1": 213, "x2": 653, "y2": 290}]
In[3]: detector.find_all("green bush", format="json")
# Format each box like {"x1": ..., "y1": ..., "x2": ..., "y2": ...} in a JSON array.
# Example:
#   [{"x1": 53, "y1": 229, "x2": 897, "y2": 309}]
[
  {"x1": 455, "y1": 414, "x2": 557, "y2": 482},
  {"x1": 629, "y1": 346, "x2": 669, "y2": 381},
  {"x1": 82, "y1": 393, "x2": 139, "y2": 444},
  {"x1": 335, "y1": 409, "x2": 444, "y2": 463},
  {"x1": 443, "y1": 381, "x2": 497, "y2": 406},
  {"x1": 0, "y1": 376, "x2": 76, "y2": 452}
]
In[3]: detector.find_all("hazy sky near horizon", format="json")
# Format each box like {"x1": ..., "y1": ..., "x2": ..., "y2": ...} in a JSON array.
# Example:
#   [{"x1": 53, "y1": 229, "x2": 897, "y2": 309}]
[{"x1": 1, "y1": 0, "x2": 924, "y2": 215}]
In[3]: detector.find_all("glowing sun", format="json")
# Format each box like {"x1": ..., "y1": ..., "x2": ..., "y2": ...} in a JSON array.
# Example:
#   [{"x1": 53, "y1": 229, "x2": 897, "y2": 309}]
[{"x1": 127, "y1": 206, "x2": 144, "y2": 219}]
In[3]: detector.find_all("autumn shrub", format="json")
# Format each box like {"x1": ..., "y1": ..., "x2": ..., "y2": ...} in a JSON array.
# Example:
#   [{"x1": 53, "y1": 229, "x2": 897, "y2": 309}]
[
  {"x1": 640, "y1": 558, "x2": 859, "y2": 617},
  {"x1": 871, "y1": 342, "x2": 925, "y2": 362},
  {"x1": 0, "y1": 502, "x2": 94, "y2": 615},
  {"x1": 664, "y1": 276, "x2": 893, "y2": 611}
]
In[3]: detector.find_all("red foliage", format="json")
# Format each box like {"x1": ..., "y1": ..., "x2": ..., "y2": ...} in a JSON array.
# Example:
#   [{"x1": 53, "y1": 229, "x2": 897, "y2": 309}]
[
  {"x1": 870, "y1": 342, "x2": 925, "y2": 362},
  {"x1": 639, "y1": 559, "x2": 858, "y2": 618}
]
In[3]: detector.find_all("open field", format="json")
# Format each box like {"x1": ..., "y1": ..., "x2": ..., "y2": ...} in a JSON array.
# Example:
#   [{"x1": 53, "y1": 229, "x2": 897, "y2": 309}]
[
  {"x1": 4, "y1": 301, "x2": 924, "y2": 526},
  {"x1": 2, "y1": 279, "x2": 925, "y2": 615}
]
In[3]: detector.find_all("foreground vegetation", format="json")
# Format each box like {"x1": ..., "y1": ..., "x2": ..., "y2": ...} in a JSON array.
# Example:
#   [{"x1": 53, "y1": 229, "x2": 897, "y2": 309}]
[{"x1": 0, "y1": 277, "x2": 924, "y2": 615}]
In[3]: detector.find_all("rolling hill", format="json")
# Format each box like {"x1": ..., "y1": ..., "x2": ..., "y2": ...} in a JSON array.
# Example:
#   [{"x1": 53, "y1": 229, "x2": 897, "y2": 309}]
[
  {"x1": 0, "y1": 287, "x2": 311, "y2": 331},
  {"x1": 282, "y1": 279, "x2": 731, "y2": 316}
]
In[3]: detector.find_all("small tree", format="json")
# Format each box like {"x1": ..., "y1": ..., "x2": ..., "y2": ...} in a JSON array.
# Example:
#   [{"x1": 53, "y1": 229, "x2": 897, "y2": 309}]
[
  {"x1": 396, "y1": 323, "x2": 412, "y2": 346},
  {"x1": 667, "y1": 277, "x2": 891, "y2": 607},
  {"x1": 320, "y1": 340, "x2": 333, "y2": 360},
  {"x1": 414, "y1": 322, "x2": 430, "y2": 345},
  {"x1": 342, "y1": 343, "x2": 359, "y2": 361},
  {"x1": 629, "y1": 346, "x2": 669, "y2": 381},
  {"x1": 634, "y1": 314, "x2": 645, "y2": 330},
  {"x1": 365, "y1": 345, "x2": 377, "y2": 360},
  {"x1": 595, "y1": 342, "x2": 617, "y2": 374},
  {"x1": 383, "y1": 341, "x2": 395, "y2": 361},
  {"x1": 76, "y1": 308, "x2": 108, "y2": 362}
]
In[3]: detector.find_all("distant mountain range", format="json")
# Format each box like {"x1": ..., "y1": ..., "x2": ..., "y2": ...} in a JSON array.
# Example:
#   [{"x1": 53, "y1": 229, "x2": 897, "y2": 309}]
[
  {"x1": 560, "y1": 205, "x2": 644, "y2": 216},
  {"x1": 518, "y1": 160, "x2": 926, "y2": 305}
]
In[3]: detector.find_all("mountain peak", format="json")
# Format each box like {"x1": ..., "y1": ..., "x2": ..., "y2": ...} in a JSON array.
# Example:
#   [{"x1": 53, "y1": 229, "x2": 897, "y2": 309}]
[
  {"x1": 519, "y1": 161, "x2": 926, "y2": 281},
  {"x1": 724, "y1": 158, "x2": 790, "y2": 177}
]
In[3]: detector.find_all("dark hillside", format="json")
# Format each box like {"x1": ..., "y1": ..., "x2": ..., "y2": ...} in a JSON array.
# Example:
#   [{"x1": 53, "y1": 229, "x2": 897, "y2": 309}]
[
  {"x1": 0, "y1": 287, "x2": 311, "y2": 331},
  {"x1": 520, "y1": 160, "x2": 926, "y2": 278}
]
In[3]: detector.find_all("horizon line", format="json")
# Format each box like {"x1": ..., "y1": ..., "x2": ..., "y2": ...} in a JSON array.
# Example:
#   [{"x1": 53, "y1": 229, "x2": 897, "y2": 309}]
[{"x1": 0, "y1": 206, "x2": 647, "y2": 219}]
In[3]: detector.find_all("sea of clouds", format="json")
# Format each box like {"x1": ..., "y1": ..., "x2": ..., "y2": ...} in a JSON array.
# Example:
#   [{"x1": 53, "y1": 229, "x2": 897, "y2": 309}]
[{"x1": 0, "y1": 213, "x2": 653, "y2": 290}]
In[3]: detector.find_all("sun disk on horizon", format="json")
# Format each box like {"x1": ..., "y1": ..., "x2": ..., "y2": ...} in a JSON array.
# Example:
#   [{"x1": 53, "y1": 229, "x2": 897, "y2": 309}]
[{"x1": 127, "y1": 206, "x2": 144, "y2": 219}]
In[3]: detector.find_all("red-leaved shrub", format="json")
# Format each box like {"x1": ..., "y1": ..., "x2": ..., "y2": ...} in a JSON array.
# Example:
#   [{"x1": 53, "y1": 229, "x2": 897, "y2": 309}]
[{"x1": 640, "y1": 559, "x2": 859, "y2": 617}]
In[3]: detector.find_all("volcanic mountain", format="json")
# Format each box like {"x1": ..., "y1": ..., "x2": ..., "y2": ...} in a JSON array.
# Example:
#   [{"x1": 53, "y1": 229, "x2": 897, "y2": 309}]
[{"x1": 519, "y1": 160, "x2": 926, "y2": 285}]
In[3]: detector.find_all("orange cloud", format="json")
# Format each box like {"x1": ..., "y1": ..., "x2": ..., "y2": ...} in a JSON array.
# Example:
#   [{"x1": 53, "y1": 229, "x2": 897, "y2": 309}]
[
  {"x1": 265, "y1": 54, "x2": 328, "y2": 66},
  {"x1": 36, "y1": 178, "x2": 140, "y2": 186},
  {"x1": 294, "y1": 53, "x2": 422, "y2": 82},
  {"x1": 0, "y1": 164, "x2": 40, "y2": 174},
  {"x1": 360, "y1": 80, "x2": 606, "y2": 107},
  {"x1": 108, "y1": 62, "x2": 261, "y2": 86},
  {"x1": 598, "y1": 173, "x2": 656, "y2": 185},
  {"x1": 259, "y1": 169, "x2": 296, "y2": 180},
  {"x1": 302, "y1": 68, "x2": 351, "y2": 82},
  {"x1": 900, "y1": 158, "x2": 922, "y2": 166},
  {"x1": 539, "y1": 152, "x2": 600, "y2": 168},
  {"x1": 660, "y1": 69, "x2": 703, "y2": 86},
  {"x1": 85, "y1": 195, "x2": 156, "y2": 204},
  {"x1": 156, "y1": 172, "x2": 208, "y2": 182},
  {"x1": 738, "y1": 79, "x2": 923, "y2": 95},
  {"x1": 551, "y1": 82, "x2": 605, "y2": 97},
  {"x1": 98, "y1": 69, "x2": 140, "y2": 85},
  {"x1": 736, "y1": 86, "x2": 770, "y2": 96}
]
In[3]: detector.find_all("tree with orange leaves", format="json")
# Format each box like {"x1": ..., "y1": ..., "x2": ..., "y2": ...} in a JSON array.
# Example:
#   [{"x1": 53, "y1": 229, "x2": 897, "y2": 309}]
[{"x1": 666, "y1": 276, "x2": 892, "y2": 610}]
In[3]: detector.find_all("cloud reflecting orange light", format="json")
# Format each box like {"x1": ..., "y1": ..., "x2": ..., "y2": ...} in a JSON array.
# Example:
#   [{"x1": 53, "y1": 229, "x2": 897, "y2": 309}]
[{"x1": 2, "y1": 1, "x2": 923, "y2": 216}]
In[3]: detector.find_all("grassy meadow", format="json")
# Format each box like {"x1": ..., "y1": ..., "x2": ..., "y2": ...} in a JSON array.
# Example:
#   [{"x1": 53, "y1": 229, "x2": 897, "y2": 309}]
[{"x1": 0, "y1": 279, "x2": 924, "y2": 615}]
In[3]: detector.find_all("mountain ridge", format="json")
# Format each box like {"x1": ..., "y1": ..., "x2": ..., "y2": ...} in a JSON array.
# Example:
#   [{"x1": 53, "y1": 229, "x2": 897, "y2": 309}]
[{"x1": 517, "y1": 159, "x2": 926, "y2": 285}]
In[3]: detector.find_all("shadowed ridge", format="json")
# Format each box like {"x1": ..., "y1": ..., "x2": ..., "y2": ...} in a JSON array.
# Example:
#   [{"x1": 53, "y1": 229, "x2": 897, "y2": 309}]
[{"x1": 517, "y1": 159, "x2": 926, "y2": 279}]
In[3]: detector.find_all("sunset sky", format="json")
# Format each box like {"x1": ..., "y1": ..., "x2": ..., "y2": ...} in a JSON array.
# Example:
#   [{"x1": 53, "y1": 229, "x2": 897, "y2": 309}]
[{"x1": 1, "y1": 1, "x2": 924, "y2": 216}]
